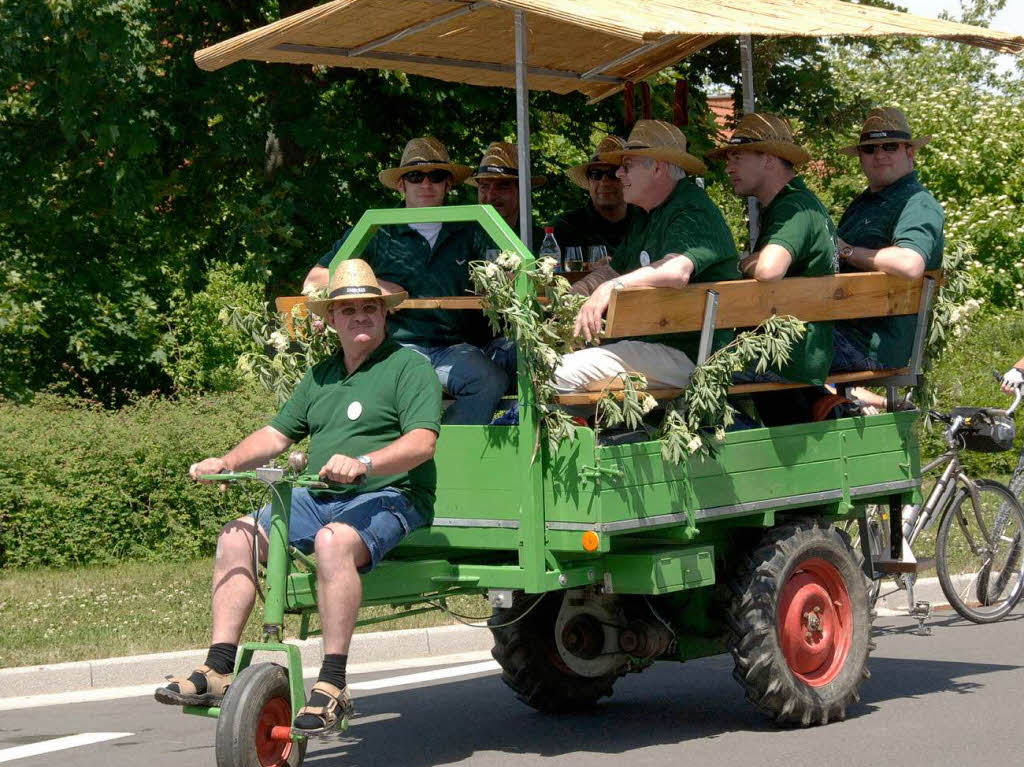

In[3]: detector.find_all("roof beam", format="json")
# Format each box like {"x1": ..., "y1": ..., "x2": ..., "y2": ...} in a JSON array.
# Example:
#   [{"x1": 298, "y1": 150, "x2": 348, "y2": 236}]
[
  {"x1": 348, "y1": 1, "x2": 491, "y2": 57},
  {"x1": 271, "y1": 43, "x2": 624, "y2": 83},
  {"x1": 579, "y1": 34, "x2": 682, "y2": 80}
]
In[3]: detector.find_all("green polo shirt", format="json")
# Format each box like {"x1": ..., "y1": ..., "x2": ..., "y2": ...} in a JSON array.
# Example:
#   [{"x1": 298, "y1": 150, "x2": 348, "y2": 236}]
[
  {"x1": 610, "y1": 179, "x2": 740, "y2": 360},
  {"x1": 269, "y1": 340, "x2": 442, "y2": 516},
  {"x1": 754, "y1": 176, "x2": 838, "y2": 384},
  {"x1": 320, "y1": 220, "x2": 487, "y2": 348},
  {"x1": 837, "y1": 170, "x2": 945, "y2": 369},
  {"x1": 551, "y1": 202, "x2": 638, "y2": 255}
]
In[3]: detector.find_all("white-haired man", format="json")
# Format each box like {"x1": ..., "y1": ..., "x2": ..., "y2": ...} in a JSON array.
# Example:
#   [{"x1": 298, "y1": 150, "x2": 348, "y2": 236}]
[{"x1": 552, "y1": 120, "x2": 739, "y2": 393}]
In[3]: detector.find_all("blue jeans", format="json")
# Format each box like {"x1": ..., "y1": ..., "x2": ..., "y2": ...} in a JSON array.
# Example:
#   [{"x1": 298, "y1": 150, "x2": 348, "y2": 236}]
[
  {"x1": 831, "y1": 326, "x2": 887, "y2": 372},
  {"x1": 405, "y1": 341, "x2": 515, "y2": 424},
  {"x1": 256, "y1": 487, "x2": 425, "y2": 572}
]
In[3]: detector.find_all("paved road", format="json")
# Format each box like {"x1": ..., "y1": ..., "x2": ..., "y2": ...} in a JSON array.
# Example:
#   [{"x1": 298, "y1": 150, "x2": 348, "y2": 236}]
[{"x1": 2, "y1": 609, "x2": 1022, "y2": 766}]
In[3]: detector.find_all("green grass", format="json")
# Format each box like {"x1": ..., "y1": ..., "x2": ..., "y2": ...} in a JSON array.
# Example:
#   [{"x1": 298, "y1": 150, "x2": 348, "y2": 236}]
[{"x1": 0, "y1": 558, "x2": 491, "y2": 668}]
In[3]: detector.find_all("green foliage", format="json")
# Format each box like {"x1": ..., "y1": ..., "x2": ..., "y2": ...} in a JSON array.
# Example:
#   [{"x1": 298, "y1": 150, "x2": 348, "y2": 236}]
[
  {"x1": 224, "y1": 288, "x2": 336, "y2": 404},
  {"x1": 0, "y1": 0, "x2": 620, "y2": 401},
  {"x1": 0, "y1": 388, "x2": 279, "y2": 569},
  {"x1": 654, "y1": 316, "x2": 806, "y2": 462},
  {"x1": 920, "y1": 308, "x2": 1024, "y2": 478},
  {"x1": 470, "y1": 252, "x2": 587, "y2": 452},
  {"x1": 165, "y1": 261, "x2": 268, "y2": 392}
]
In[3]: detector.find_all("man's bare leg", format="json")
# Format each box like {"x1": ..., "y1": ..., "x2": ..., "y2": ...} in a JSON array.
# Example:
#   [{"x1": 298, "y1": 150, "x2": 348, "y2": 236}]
[
  {"x1": 211, "y1": 516, "x2": 267, "y2": 645},
  {"x1": 314, "y1": 522, "x2": 370, "y2": 654},
  {"x1": 291, "y1": 522, "x2": 369, "y2": 732},
  {"x1": 155, "y1": 516, "x2": 266, "y2": 704}
]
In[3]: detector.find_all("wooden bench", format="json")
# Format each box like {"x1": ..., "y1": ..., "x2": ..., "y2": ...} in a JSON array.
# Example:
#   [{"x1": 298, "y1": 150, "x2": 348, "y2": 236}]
[
  {"x1": 276, "y1": 271, "x2": 938, "y2": 409},
  {"x1": 554, "y1": 270, "x2": 939, "y2": 406}
]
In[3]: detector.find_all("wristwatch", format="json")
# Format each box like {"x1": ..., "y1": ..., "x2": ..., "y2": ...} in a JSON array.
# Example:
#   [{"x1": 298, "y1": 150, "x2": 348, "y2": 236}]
[
  {"x1": 839, "y1": 244, "x2": 855, "y2": 262},
  {"x1": 356, "y1": 455, "x2": 373, "y2": 475}
]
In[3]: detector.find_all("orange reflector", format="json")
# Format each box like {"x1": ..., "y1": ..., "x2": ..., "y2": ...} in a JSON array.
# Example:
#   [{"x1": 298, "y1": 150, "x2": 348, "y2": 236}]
[{"x1": 581, "y1": 531, "x2": 600, "y2": 551}]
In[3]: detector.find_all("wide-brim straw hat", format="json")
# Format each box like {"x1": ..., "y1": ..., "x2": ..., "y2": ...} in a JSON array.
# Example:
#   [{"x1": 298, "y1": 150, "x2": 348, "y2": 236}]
[
  {"x1": 706, "y1": 112, "x2": 812, "y2": 166},
  {"x1": 567, "y1": 135, "x2": 626, "y2": 189},
  {"x1": 600, "y1": 119, "x2": 707, "y2": 176},
  {"x1": 306, "y1": 259, "x2": 407, "y2": 317},
  {"x1": 378, "y1": 136, "x2": 473, "y2": 191},
  {"x1": 840, "y1": 107, "x2": 932, "y2": 156},
  {"x1": 466, "y1": 141, "x2": 546, "y2": 187}
]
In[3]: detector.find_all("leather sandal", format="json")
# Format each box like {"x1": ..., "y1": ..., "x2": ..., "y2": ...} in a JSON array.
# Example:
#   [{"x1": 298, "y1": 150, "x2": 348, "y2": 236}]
[
  {"x1": 292, "y1": 681, "x2": 354, "y2": 735},
  {"x1": 154, "y1": 665, "x2": 231, "y2": 706}
]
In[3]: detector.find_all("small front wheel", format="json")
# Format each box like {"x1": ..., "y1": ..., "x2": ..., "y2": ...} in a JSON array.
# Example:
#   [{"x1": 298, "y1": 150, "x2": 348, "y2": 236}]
[
  {"x1": 936, "y1": 479, "x2": 1024, "y2": 623},
  {"x1": 728, "y1": 521, "x2": 873, "y2": 726},
  {"x1": 215, "y1": 663, "x2": 306, "y2": 767}
]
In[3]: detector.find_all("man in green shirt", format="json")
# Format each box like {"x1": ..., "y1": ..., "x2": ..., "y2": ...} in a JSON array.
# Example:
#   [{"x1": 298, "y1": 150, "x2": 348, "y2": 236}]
[
  {"x1": 304, "y1": 137, "x2": 509, "y2": 425},
  {"x1": 467, "y1": 140, "x2": 546, "y2": 250},
  {"x1": 552, "y1": 134, "x2": 637, "y2": 258},
  {"x1": 551, "y1": 120, "x2": 739, "y2": 393},
  {"x1": 832, "y1": 107, "x2": 945, "y2": 372},
  {"x1": 708, "y1": 112, "x2": 838, "y2": 385},
  {"x1": 156, "y1": 260, "x2": 441, "y2": 736}
]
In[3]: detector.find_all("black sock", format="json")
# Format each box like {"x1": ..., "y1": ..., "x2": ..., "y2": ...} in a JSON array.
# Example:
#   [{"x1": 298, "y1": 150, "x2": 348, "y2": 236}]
[
  {"x1": 168, "y1": 643, "x2": 236, "y2": 696},
  {"x1": 317, "y1": 654, "x2": 347, "y2": 690},
  {"x1": 205, "y1": 643, "x2": 238, "y2": 676}
]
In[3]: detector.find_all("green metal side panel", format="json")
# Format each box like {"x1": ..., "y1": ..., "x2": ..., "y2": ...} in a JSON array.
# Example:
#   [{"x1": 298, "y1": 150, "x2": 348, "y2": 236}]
[
  {"x1": 603, "y1": 546, "x2": 715, "y2": 594},
  {"x1": 586, "y1": 412, "x2": 917, "y2": 535}
]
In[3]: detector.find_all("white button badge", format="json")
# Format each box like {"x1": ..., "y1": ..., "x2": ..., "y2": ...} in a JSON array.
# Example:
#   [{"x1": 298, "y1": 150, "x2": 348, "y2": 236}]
[
  {"x1": 347, "y1": 401, "x2": 363, "y2": 420},
  {"x1": 639, "y1": 250, "x2": 651, "y2": 267}
]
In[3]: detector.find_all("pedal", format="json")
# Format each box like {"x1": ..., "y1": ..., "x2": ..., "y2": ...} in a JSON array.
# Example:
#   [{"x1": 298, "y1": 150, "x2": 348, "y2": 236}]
[{"x1": 909, "y1": 600, "x2": 932, "y2": 636}]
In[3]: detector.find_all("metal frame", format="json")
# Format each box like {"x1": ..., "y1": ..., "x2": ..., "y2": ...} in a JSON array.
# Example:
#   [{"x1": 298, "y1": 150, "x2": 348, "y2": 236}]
[{"x1": 695, "y1": 289, "x2": 720, "y2": 366}]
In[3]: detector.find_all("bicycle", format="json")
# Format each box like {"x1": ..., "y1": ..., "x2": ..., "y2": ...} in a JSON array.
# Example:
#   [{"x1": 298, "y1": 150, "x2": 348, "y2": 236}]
[{"x1": 849, "y1": 385, "x2": 1024, "y2": 625}]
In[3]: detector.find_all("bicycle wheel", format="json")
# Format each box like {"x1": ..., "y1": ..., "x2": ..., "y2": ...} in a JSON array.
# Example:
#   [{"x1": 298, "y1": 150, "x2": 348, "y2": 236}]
[{"x1": 935, "y1": 479, "x2": 1024, "y2": 623}]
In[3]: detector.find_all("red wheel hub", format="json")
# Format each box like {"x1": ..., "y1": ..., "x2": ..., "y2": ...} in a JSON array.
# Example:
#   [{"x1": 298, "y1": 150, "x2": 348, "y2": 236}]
[
  {"x1": 255, "y1": 696, "x2": 294, "y2": 766},
  {"x1": 778, "y1": 557, "x2": 853, "y2": 687}
]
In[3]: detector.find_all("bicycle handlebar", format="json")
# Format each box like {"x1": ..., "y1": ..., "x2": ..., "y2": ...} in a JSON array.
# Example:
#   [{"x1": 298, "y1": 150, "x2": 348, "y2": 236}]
[{"x1": 197, "y1": 470, "x2": 365, "y2": 489}]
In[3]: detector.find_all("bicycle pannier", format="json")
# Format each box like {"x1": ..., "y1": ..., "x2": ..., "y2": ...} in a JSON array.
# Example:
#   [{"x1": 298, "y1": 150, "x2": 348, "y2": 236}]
[{"x1": 951, "y1": 407, "x2": 1016, "y2": 453}]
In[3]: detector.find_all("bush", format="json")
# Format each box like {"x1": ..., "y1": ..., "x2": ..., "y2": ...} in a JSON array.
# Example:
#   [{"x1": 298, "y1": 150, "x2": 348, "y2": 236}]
[
  {"x1": 921, "y1": 308, "x2": 1024, "y2": 479},
  {"x1": 0, "y1": 388, "x2": 283, "y2": 569}
]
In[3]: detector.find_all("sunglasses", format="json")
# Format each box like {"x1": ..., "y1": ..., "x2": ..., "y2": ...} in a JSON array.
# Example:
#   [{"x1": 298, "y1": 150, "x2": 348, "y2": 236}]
[
  {"x1": 402, "y1": 169, "x2": 452, "y2": 184},
  {"x1": 858, "y1": 142, "x2": 906, "y2": 155},
  {"x1": 586, "y1": 167, "x2": 619, "y2": 181}
]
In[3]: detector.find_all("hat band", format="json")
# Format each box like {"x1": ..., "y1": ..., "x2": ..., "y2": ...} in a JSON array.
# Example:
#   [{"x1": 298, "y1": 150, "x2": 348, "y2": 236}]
[
  {"x1": 404, "y1": 159, "x2": 447, "y2": 167},
  {"x1": 860, "y1": 129, "x2": 911, "y2": 142},
  {"x1": 477, "y1": 164, "x2": 518, "y2": 177},
  {"x1": 728, "y1": 136, "x2": 760, "y2": 145},
  {"x1": 328, "y1": 285, "x2": 383, "y2": 299}
]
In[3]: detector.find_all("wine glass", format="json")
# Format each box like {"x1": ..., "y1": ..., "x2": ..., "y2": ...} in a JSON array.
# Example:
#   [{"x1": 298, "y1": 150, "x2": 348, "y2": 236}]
[
  {"x1": 565, "y1": 246, "x2": 584, "y2": 273},
  {"x1": 586, "y1": 245, "x2": 609, "y2": 271}
]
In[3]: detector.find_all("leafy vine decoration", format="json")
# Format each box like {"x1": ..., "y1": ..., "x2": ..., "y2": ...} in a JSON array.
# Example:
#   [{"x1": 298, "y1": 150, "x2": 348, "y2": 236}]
[{"x1": 470, "y1": 253, "x2": 806, "y2": 462}]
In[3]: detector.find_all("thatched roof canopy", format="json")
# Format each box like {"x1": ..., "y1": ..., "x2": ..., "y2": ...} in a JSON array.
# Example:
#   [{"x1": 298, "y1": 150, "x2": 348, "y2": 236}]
[{"x1": 195, "y1": 0, "x2": 1024, "y2": 102}]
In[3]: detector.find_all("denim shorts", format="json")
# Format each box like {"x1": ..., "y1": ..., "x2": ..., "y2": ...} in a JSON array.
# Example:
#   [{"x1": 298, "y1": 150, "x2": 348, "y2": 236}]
[{"x1": 255, "y1": 487, "x2": 426, "y2": 572}]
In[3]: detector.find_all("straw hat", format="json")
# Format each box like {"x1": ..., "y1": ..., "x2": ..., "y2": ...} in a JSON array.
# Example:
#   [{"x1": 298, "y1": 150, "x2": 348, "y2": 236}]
[
  {"x1": 706, "y1": 113, "x2": 811, "y2": 166},
  {"x1": 599, "y1": 119, "x2": 706, "y2": 176},
  {"x1": 467, "y1": 141, "x2": 546, "y2": 187},
  {"x1": 306, "y1": 259, "x2": 407, "y2": 317},
  {"x1": 566, "y1": 135, "x2": 626, "y2": 189},
  {"x1": 378, "y1": 137, "x2": 473, "y2": 191},
  {"x1": 840, "y1": 107, "x2": 932, "y2": 156}
]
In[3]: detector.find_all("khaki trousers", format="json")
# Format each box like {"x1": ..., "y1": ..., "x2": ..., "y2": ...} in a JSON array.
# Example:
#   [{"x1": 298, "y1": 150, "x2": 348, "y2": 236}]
[{"x1": 552, "y1": 340, "x2": 696, "y2": 393}]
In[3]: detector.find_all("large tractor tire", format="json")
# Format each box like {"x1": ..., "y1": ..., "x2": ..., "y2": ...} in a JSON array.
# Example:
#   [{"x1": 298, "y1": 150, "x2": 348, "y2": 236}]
[
  {"x1": 215, "y1": 663, "x2": 306, "y2": 767},
  {"x1": 727, "y1": 521, "x2": 873, "y2": 727},
  {"x1": 489, "y1": 592, "x2": 619, "y2": 712}
]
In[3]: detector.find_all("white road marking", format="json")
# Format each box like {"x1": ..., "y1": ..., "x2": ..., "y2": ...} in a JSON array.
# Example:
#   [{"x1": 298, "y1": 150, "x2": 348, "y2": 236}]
[
  {"x1": 0, "y1": 732, "x2": 132, "y2": 764},
  {"x1": 349, "y1": 660, "x2": 499, "y2": 690},
  {"x1": 0, "y1": 652, "x2": 497, "y2": 710}
]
